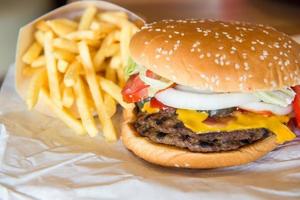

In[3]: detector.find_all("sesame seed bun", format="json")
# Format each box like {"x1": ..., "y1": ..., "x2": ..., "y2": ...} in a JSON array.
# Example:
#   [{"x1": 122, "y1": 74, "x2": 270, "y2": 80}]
[
  {"x1": 129, "y1": 19, "x2": 300, "y2": 92},
  {"x1": 121, "y1": 108, "x2": 278, "y2": 169}
]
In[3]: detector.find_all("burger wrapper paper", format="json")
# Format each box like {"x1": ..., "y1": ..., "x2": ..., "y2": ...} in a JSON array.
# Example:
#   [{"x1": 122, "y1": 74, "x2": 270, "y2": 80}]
[{"x1": 1, "y1": 0, "x2": 300, "y2": 198}]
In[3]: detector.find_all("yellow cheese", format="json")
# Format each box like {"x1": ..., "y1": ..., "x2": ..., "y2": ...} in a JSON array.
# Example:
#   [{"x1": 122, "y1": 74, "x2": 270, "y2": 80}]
[
  {"x1": 142, "y1": 102, "x2": 159, "y2": 114},
  {"x1": 176, "y1": 109, "x2": 296, "y2": 144}
]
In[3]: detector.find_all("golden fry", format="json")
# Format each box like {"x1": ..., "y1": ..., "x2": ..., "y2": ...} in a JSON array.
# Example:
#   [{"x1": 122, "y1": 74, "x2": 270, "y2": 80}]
[
  {"x1": 64, "y1": 59, "x2": 81, "y2": 87},
  {"x1": 53, "y1": 49, "x2": 76, "y2": 62},
  {"x1": 57, "y1": 59, "x2": 69, "y2": 73},
  {"x1": 40, "y1": 88, "x2": 86, "y2": 135},
  {"x1": 78, "y1": 41, "x2": 117, "y2": 141},
  {"x1": 109, "y1": 53, "x2": 121, "y2": 69},
  {"x1": 98, "y1": 77, "x2": 133, "y2": 109},
  {"x1": 44, "y1": 31, "x2": 61, "y2": 108},
  {"x1": 26, "y1": 68, "x2": 47, "y2": 109},
  {"x1": 36, "y1": 20, "x2": 51, "y2": 32},
  {"x1": 31, "y1": 55, "x2": 45, "y2": 68},
  {"x1": 22, "y1": 42, "x2": 43, "y2": 64},
  {"x1": 104, "y1": 93, "x2": 117, "y2": 118},
  {"x1": 64, "y1": 30, "x2": 105, "y2": 41},
  {"x1": 74, "y1": 77, "x2": 98, "y2": 137},
  {"x1": 47, "y1": 19, "x2": 78, "y2": 37},
  {"x1": 35, "y1": 30, "x2": 45, "y2": 45},
  {"x1": 62, "y1": 86, "x2": 74, "y2": 108},
  {"x1": 79, "y1": 6, "x2": 97, "y2": 30},
  {"x1": 105, "y1": 65, "x2": 117, "y2": 82},
  {"x1": 53, "y1": 38, "x2": 78, "y2": 53}
]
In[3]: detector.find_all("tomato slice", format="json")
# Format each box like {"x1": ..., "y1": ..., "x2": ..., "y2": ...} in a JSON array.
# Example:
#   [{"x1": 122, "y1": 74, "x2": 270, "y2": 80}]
[
  {"x1": 122, "y1": 74, "x2": 149, "y2": 103},
  {"x1": 146, "y1": 70, "x2": 155, "y2": 78},
  {"x1": 292, "y1": 93, "x2": 300, "y2": 127},
  {"x1": 150, "y1": 98, "x2": 169, "y2": 110},
  {"x1": 292, "y1": 85, "x2": 300, "y2": 94}
]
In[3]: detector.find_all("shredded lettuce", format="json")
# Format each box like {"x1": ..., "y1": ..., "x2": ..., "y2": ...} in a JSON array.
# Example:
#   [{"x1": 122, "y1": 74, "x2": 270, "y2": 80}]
[
  {"x1": 124, "y1": 57, "x2": 146, "y2": 79},
  {"x1": 254, "y1": 88, "x2": 295, "y2": 107}
]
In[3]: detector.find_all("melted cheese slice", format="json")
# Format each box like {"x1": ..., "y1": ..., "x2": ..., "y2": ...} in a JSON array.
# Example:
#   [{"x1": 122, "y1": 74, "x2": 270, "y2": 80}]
[{"x1": 176, "y1": 109, "x2": 295, "y2": 144}]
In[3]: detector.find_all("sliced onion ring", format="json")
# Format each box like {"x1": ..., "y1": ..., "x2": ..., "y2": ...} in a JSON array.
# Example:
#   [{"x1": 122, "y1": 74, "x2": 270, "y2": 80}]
[
  {"x1": 155, "y1": 88, "x2": 259, "y2": 110},
  {"x1": 239, "y1": 102, "x2": 292, "y2": 115}
]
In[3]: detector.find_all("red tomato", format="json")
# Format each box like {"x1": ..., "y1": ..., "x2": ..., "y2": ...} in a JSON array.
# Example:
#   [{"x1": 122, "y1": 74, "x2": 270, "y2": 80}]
[
  {"x1": 292, "y1": 85, "x2": 300, "y2": 94},
  {"x1": 146, "y1": 70, "x2": 155, "y2": 78},
  {"x1": 122, "y1": 74, "x2": 149, "y2": 103},
  {"x1": 150, "y1": 98, "x2": 169, "y2": 110},
  {"x1": 292, "y1": 93, "x2": 300, "y2": 127}
]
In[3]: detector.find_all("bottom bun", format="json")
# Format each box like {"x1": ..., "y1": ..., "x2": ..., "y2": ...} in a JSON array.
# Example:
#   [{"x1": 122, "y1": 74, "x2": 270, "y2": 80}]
[{"x1": 121, "y1": 108, "x2": 278, "y2": 169}]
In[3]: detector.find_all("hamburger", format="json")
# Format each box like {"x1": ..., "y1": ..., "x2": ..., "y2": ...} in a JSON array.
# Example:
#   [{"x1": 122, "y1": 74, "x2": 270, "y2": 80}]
[{"x1": 121, "y1": 19, "x2": 300, "y2": 168}]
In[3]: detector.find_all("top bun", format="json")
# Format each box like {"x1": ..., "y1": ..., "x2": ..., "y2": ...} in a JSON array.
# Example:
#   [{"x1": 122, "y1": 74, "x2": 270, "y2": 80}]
[{"x1": 130, "y1": 19, "x2": 300, "y2": 92}]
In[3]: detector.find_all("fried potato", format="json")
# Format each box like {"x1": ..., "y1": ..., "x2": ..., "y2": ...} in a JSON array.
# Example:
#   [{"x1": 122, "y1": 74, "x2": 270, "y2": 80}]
[
  {"x1": 62, "y1": 86, "x2": 74, "y2": 108},
  {"x1": 44, "y1": 31, "x2": 61, "y2": 108},
  {"x1": 47, "y1": 19, "x2": 78, "y2": 37},
  {"x1": 22, "y1": 8, "x2": 139, "y2": 140},
  {"x1": 98, "y1": 77, "x2": 133, "y2": 109},
  {"x1": 22, "y1": 42, "x2": 43, "y2": 64},
  {"x1": 26, "y1": 68, "x2": 47, "y2": 109},
  {"x1": 78, "y1": 41, "x2": 117, "y2": 141},
  {"x1": 40, "y1": 88, "x2": 86, "y2": 135},
  {"x1": 53, "y1": 38, "x2": 78, "y2": 53},
  {"x1": 79, "y1": 6, "x2": 97, "y2": 30},
  {"x1": 31, "y1": 55, "x2": 45, "y2": 68},
  {"x1": 74, "y1": 77, "x2": 98, "y2": 137}
]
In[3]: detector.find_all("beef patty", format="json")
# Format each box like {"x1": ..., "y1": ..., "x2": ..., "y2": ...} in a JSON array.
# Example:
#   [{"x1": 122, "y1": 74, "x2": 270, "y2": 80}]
[{"x1": 133, "y1": 108, "x2": 272, "y2": 152}]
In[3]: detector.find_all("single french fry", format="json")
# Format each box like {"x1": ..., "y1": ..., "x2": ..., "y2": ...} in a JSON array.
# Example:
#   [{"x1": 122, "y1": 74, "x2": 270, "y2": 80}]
[
  {"x1": 47, "y1": 19, "x2": 78, "y2": 37},
  {"x1": 22, "y1": 66, "x2": 39, "y2": 76},
  {"x1": 35, "y1": 30, "x2": 45, "y2": 45},
  {"x1": 98, "y1": 77, "x2": 133, "y2": 109},
  {"x1": 44, "y1": 31, "x2": 61, "y2": 108},
  {"x1": 62, "y1": 86, "x2": 74, "y2": 108},
  {"x1": 93, "y1": 30, "x2": 120, "y2": 70},
  {"x1": 22, "y1": 42, "x2": 43, "y2": 64},
  {"x1": 64, "y1": 30, "x2": 105, "y2": 41},
  {"x1": 79, "y1": 6, "x2": 97, "y2": 30},
  {"x1": 117, "y1": 67, "x2": 126, "y2": 87},
  {"x1": 84, "y1": 39, "x2": 101, "y2": 48},
  {"x1": 53, "y1": 49, "x2": 76, "y2": 62},
  {"x1": 57, "y1": 59, "x2": 69, "y2": 73},
  {"x1": 64, "y1": 60, "x2": 81, "y2": 87},
  {"x1": 26, "y1": 68, "x2": 47, "y2": 109},
  {"x1": 90, "y1": 21, "x2": 116, "y2": 33},
  {"x1": 98, "y1": 12, "x2": 129, "y2": 28},
  {"x1": 120, "y1": 24, "x2": 131, "y2": 67},
  {"x1": 40, "y1": 88, "x2": 86, "y2": 135},
  {"x1": 74, "y1": 77, "x2": 98, "y2": 137},
  {"x1": 53, "y1": 38, "x2": 78, "y2": 53},
  {"x1": 105, "y1": 65, "x2": 117, "y2": 82},
  {"x1": 104, "y1": 93, "x2": 117, "y2": 118},
  {"x1": 109, "y1": 53, "x2": 121, "y2": 69},
  {"x1": 36, "y1": 20, "x2": 51, "y2": 32},
  {"x1": 78, "y1": 41, "x2": 117, "y2": 141},
  {"x1": 31, "y1": 55, "x2": 45, "y2": 68}
]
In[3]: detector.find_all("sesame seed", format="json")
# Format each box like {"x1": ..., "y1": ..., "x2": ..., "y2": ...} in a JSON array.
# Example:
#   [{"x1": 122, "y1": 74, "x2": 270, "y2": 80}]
[
  {"x1": 199, "y1": 54, "x2": 204, "y2": 59},
  {"x1": 235, "y1": 63, "x2": 240, "y2": 69},
  {"x1": 251, "y1": 46, "x2": 255, "y2": 51},
  {"x1": 206, "y1": 52, "x2": 211, "y2": 57},
  {"x1": 218, "y1": 46, "x2": 224, "y2": 50},
  {"x1": 174, "y1": 164, "x2": 180, "y2": 167}
]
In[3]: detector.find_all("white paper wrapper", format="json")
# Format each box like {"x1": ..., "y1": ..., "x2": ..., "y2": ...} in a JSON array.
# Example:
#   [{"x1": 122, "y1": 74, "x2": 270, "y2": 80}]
[{"x1": 2, "y1": 4, "x2": 300, "y2": 198}]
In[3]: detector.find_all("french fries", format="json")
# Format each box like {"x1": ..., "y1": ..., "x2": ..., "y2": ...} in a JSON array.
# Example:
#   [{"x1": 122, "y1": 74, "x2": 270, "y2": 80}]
[
  {"x1": 26, "y1": 68, "x2": 47, "y2": 109},
  {"x1": 22, "y1": 6, "x2": 139, "y2": 141},
  {"x1": 44, "y1": 31, "x2": 62, "y2": 108},
  {"x1": 74, "y1": 77, "x2": 98, "y2": 137},
  {"x1": 40, "y1": 88, "x2": 86, "y2": 135},
  {"x1": 22, "y1": 42, "x2": 43, "y2": 64}
]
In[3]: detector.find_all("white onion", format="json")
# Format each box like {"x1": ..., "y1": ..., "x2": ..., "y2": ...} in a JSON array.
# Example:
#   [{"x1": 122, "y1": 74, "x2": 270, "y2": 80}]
[
  {"x1": 239, "y1": 102, "x2": 292, "y2": 115},
  {"x1": 175, "y1": 85, "x2": 214, "y2": 94},
  {"x1": 155, "y1": 88, "x2": 259, "y2": 110}
]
